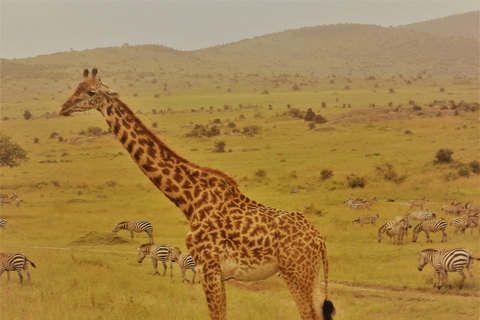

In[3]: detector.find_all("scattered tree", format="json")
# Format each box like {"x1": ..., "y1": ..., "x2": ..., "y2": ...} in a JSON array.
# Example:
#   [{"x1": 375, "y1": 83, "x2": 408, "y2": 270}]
[{"x1": 0, "y1": 134, "x2": 29, "y2": 168}]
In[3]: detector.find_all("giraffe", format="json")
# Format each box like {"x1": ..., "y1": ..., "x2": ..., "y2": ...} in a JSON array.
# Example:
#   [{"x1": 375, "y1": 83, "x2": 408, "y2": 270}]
[{"x1": 59, "y1": 69, "x2": 335, "y2": 320}]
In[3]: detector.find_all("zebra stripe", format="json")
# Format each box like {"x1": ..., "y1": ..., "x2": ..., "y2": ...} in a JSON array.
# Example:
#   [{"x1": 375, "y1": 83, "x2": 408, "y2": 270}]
[
  {"x1": 113, "y1": 220, "x2": 154, "y2": 243},
  {"x1": 0, "y1": 253, "x2": 36, "y2": 284},
  {"x1": 408, "y1": 210, "x2": 436, "y2": 221},
  {"x1": 0, "y1": 219, "x2": 7, "y2": 228},
  {"x1": 451, "y1": 218, "x2": 469, "y2": 236},
  {"x1": 137, "y1": 243, "x2": 174, "y2": 276},
  {"x1": 412, "y1": 220, "x2": 448, "y2": 243},
  {"x1": 169, "y1": 247, "x2": 198, "y2": 283},
  {"x1": 418, "y1": 248, "x2": 480, "y2": 289},
  {"x1": 377, "y1": 220, "x2": 395, "y2": 243}
]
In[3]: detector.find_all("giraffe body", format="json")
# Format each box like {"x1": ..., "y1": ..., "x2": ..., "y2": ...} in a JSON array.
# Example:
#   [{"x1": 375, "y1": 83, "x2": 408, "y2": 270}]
[{"x1": 59, "y1": 69, "x2": 334, "y2": 320}]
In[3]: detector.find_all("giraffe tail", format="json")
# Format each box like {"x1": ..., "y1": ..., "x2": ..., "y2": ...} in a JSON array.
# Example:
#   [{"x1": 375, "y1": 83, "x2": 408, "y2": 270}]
[{"x1": 319, "y1": 237, "x2": 335, "y2": 320}]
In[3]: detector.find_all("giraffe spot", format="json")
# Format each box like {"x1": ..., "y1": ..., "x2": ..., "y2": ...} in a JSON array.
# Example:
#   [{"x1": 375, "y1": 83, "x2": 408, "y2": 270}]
[
  {"x1": 162, "y1": 168, "x2": 170, "y2": 176},
  {"x1": 130, "y1": 131, "x2": 137, "y2": 139},
  {"x1": 134, "y1": 148, "x2": 145, "y2": 162},
  {"x1": 127, "y1": 141, "x2": 136, "y2": 153},
  {"x1": 120, "y1": 131, "x2": 128, "y2": 144},
  {"x1": 122, "y1": 118, "x2": 131, "y2": 129}
]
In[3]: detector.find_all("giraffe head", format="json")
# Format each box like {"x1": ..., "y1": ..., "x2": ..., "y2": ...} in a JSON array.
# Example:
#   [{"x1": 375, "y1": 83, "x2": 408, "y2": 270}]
[{"x1": 59, "y1": 68, "x2": 118, "y2": 116}]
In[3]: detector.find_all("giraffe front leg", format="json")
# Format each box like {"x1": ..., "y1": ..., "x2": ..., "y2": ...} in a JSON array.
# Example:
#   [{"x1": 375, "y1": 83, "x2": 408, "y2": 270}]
[{"x1": 198, "y1": 266, "x2": 226, "y2": 320}]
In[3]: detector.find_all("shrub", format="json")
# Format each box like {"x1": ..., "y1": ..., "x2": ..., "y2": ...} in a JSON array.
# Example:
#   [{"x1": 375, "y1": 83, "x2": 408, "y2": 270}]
[
  {"x1": 304, "y1": 108, "x2": 316, "y2": 121},
  {"x1": 347, "y1": 174, "x2": 365, "y2": 188},
  {"x1": 435, "y1": 149, "x2": 454, "y2": 163},
  {"x1": 303, "y1": 203, "x2": 327, "y2": 217},
  {"x1": 469, "y1": 160, "x2": 480, "y2": 174},
  {"x1": 312, "y1": 114, "x2": 327, "y2": 124},
  {"x1": 254, "y1": 169, "x2": 267, "y2": 179},
  {"x1": 214, "y1": 141, "x2": 226, "y2": 153},
  {"x1": 458, "y1": 167, "x2": 470, "y2": 177},
  {"x1": 243, "y1": 125, "x2": 262, "y2": 136},
  {"x1": 320, "y1": 169, "x2": 333, "y2": 181},
  {"x1": 23, "y1": 110, "x2": 32, "y2": 120}
]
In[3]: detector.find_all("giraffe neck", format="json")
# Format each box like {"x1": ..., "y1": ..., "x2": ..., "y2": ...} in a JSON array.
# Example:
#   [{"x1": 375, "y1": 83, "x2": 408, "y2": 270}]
[{"x1": 98, "y1": 97, "x2": 241, "y2": 221}]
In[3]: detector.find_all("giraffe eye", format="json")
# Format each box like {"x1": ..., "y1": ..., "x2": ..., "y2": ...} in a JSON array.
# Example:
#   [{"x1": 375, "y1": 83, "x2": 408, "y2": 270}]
[{"x1": 87, "y1": 90, "x2": 96, "y2": 96}]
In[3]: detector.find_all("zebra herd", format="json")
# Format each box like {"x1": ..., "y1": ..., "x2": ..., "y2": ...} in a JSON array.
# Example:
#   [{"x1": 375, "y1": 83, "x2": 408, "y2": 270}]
[
  {"x1": 348, "y1": 196, "x2": 480, "y2": 290},
  {"x1": 112, "y1": 220, "x2": 199, "y2": 283}
]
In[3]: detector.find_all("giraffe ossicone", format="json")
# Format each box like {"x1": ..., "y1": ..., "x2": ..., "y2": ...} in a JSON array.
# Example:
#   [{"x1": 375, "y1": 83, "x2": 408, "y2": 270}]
[{"x1": 59, "y1": 68, "x2": 335, "y2": 320}]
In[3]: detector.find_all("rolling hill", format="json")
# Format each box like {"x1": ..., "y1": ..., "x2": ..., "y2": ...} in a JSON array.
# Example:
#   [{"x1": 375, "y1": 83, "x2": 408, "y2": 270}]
[{"x1": 400, "y1": 10, "x2": 479, "y2": 39}]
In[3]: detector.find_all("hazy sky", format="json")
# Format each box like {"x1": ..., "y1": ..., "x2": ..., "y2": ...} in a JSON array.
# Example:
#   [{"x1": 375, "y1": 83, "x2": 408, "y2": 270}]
[{"x1": 1, "y1": 0, "x2": 478, "y2": 59}]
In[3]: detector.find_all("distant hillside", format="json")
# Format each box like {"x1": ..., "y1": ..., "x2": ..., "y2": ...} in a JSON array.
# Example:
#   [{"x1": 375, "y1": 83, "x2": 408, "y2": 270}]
[
  {"x1": 1, "y1": 23, "x2": 478, "y2": 88},
  {"x1": 194, "y1": 23, "x2": 478, "y2": 77},
  {"x1": 399, "y1": 10, "x2": 479, "y2": 39}
]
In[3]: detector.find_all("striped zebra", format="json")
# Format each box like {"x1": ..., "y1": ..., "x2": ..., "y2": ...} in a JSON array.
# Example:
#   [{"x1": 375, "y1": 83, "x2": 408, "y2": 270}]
[
  {"x1": 137, "y1": 243, "x2": 174, "y2": 276},
  {"x1": 168, "y1": 247, "x2": 198, "y2": 283},
  {"x1": 417, "y1": 248, "x2": 480, "y2": 289},
  {"x1": 113, "y1": 220, "x2": 154, "y2": 243},
  {"x1": 408, "y1": 209, "x2": 437, "y2": 221},
  {"x1": 409, "y1": 196, "x2": 428, "y2": 210},
  {"x1": 377, "y1": 220, "x2": 396, "y2": 243},
  {"x1": 0, "y1": 219, "x2": 7, "y2": 228},
  {"x1": 353, "y1": 214, "x2": 379, "y2": 226},
  {"x1": 450, "y1": 218, "x2": 469, "y2": 236},
  {"x1": 387, "y1": 217, "x2": 411, "y2": 245},
  {"x1": 412, "y1": 219, "x2": 448, "y2": 243},
  {"x1": 0, "y1": 253, "x2": 36, "y2": 284}
]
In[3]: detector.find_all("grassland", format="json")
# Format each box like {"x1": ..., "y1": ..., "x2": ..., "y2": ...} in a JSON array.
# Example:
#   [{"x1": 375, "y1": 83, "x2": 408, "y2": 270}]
[{"x1": 1, "y1": 71, "x2": 479, "y2": 320}]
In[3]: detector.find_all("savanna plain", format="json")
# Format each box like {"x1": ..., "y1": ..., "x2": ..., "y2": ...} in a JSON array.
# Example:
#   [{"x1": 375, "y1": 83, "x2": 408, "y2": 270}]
[{"x1": 1, "y1": 74, "x2": 479, "y2": 320}]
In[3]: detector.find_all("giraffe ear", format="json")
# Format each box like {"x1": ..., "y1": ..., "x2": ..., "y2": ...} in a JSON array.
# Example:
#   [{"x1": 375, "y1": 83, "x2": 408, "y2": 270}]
[
  {"x1": 105, "y1": 86, "x2": 119, "y2": 98},
  {"x1": 83, "y1": 69, "x2": 89, "y2": 79}
]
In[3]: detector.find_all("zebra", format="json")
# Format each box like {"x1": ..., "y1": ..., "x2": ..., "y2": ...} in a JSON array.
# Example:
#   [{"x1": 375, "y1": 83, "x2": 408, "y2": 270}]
[
  {"x1": 408, "y1": 209, "x2": 437, "y2": 221},
  {"x1": 465, "y1": 202, "x2": 479, "y2": 214},
  {"x1": 136, "y1": 243, "x2": 174, "y2": 276},
  {"x1": 113, "y1": 220, "x2": 154, "y2": 243},
  {"x1": 349, "y1": 203, "x2": 371, "y2": 211},
  {"x1": 386, "y1": 217, "x2": 411, "y2": 245},
  {"x1": 450, "y1": 218, "x2": 469, "y2": 236},
  {"x1": 0, "y1": 253, "x2": 36, "y2": 284},
  {"x1": 417, "y1": 248, "x2": 480, "y2": 289},
  {"x1": 412, "y1": 219, "x2": 448, "y2": 243},
  {"x1": 364, "y1": 196, "x2": 378, "y2": 206},
  {"x1": 353, "y1": 214, "x2": 379, "y2": 226},
  {"x1": 409, "y1": 196, "x2": 428, "y2": 210},
  {"x1": 168, "y1": 247, "x2": 198, "y2": 283},
  {"x1": 1, "y1": 197, "x2": 14, "y2": 206},
  {"x1": 378, "y1": 220, "x2": 396, "y2": 243},
  {"x1": 0, "y1": 219, "x2": 7, "y2": 228}
]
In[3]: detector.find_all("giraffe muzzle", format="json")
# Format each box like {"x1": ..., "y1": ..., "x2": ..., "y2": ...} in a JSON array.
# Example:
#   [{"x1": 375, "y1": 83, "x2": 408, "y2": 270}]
[{"x1": 59, "y1": 102, "x2": 73, "y2": 116}]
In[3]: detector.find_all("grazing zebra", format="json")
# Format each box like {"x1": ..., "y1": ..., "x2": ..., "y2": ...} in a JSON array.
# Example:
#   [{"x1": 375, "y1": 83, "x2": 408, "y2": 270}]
[
  {"x1": 353, "y1": 214, "x2": 379, "y2": 226},
  {"x1": 0, "y1": 219, "x2": 7, "y2": 228},
  {"x1": 408, "y1": 209, "x2": 437, "y2": 221},
  {"x1": 0, "y1": 253, "x2": 36, "y2": 284},
  {"x1": 417, "y1": 248, "x2": 480, "y2": 289},
  {"x1": 113, "y1": 220, "x2": 154, "y2": 243},
  {"x1": 412, "y1": 219, "x2": 448, "y2": 243},
  {"x1": 168, "y1": 247, "x2": 198, "y2": 283},
  {"x1": 386, "y1": 217, "x2": 411, "y2": 245},
  {"x1": 378, "y1": 220, "x2": 396, "y2": 243},
  {"x1": 137, "y1": 243, "x2": 174, "y2": 276},
  {"x1": 450, "y1": 218, "x2": 469, "y2": 236},
  {"x1": 409, "y1": 196, "x2": 428, "y2": 210}
]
